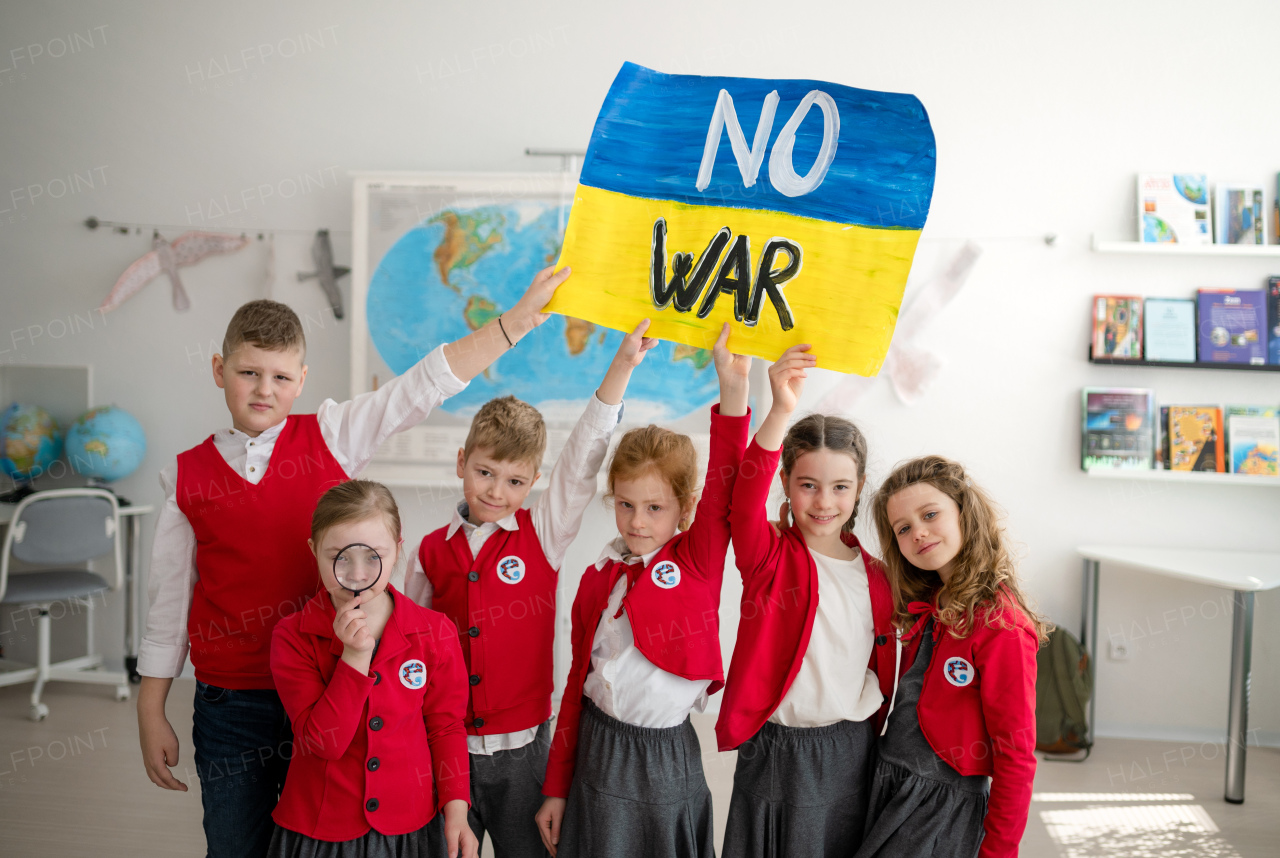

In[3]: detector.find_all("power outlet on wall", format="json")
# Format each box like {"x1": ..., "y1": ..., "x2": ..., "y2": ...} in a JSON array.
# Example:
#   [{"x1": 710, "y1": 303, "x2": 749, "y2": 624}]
[{"x1": 1109, "y1": 640, "x2": 1131, "y2": 661}]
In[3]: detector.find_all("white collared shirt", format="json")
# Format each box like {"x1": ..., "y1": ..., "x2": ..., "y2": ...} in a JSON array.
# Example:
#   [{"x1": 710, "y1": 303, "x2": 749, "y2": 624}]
[
  {"x1": 581, "y1": 537, "x2": 711, "y2": 729},
  {"x1": 138, "y1": 345, "x2": 466, "y2": 680},
  {"x1": 769, "y1": 548, "x2": 883, "y2": 728},
  {"x1": 403, "y1": 393, "x2": 623, "y2": 754}
]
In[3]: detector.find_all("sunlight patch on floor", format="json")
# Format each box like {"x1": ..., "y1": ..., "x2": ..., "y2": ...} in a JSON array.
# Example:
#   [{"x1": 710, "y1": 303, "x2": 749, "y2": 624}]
[{"x1": 1039, "y1": 804, "x2": 1243, "y2": 858}]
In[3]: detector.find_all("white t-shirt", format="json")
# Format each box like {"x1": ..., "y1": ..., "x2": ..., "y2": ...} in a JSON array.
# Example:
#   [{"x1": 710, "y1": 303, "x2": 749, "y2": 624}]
[{"x1": 768, "y1": 548, "x2": 883, "y2": 728}]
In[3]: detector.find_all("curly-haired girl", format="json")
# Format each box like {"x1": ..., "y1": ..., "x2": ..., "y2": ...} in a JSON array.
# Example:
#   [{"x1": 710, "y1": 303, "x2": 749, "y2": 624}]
[{"x1": 856, "y1": 455, "x2": 1049, "y2": 858}]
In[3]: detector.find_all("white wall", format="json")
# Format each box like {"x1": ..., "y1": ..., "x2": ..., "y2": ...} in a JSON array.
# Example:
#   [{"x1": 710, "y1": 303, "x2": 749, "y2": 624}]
[{"x1": 2, "y1": 0, "x2": 1277, "y2": 743}]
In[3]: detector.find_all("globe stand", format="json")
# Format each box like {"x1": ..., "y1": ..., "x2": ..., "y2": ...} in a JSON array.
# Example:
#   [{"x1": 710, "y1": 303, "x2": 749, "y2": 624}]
[{"x1": 0, "y1": 482, "x2": 36, "y2": 504}]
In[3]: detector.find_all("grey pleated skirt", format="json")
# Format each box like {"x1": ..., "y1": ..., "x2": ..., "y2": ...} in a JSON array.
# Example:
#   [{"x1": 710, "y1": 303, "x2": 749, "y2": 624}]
[
  {"x1": 558, "y1": 698, "x2": 715, "y2": 858},
  {"x1": 853, "y1": 619, "x2": 989, "y2": 858},
  {"x1": 267, "y1": 815, "x2": 445, "y2": 858},
  {"x1": 721, "y1": 717, "x2": 876, "y2": 858}
]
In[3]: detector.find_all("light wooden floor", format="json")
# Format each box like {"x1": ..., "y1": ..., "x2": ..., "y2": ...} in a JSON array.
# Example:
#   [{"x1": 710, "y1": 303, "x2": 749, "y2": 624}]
[{"x1": 1, "y1": 679, "x2": 1276, "y2": 857}]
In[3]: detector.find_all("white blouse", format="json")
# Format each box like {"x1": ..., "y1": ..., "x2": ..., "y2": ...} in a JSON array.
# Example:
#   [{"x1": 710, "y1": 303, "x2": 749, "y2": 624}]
[
  {"x1": 769, "y1": 548, "x2": 883, "y2": 728},
  {"x1": 582, "y1": 538, "x2": 711, "y2": 728}
]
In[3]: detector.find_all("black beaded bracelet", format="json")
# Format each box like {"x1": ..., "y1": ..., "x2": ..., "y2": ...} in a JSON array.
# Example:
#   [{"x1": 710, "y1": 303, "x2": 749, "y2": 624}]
[{"x1": 497, "y1": 315, "x2": 514, "y2": 348}]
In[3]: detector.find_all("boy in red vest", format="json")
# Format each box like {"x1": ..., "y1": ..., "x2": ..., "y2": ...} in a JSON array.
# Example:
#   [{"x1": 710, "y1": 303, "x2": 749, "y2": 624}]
[
  {"x1": 404, "y1": 319, "x2": 657, "y2": 858},
  {"x1": 136, "y1": 266, "x2": 571, "y2": 858}
]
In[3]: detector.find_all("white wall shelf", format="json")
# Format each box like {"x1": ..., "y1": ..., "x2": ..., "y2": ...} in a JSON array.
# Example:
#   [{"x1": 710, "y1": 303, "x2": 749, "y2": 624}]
[
  {"x1": 1091, "y1": 236, "x2": 1280, "y2": 257},
  {"x1": 1085, "y1": 468, "x2": 1280, "y2": 487}
]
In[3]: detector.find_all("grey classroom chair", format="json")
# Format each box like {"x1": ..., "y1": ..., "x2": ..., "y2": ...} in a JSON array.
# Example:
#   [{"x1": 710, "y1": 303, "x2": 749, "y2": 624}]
[{"x1": 0, "y1": 488, "x2": 130, "y2": 720}]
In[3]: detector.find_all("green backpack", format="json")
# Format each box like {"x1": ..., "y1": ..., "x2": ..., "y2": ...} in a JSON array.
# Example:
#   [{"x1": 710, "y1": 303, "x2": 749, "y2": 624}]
[{"x1": 1035, "y1": 627, "x2": 1094, "y2": 757}]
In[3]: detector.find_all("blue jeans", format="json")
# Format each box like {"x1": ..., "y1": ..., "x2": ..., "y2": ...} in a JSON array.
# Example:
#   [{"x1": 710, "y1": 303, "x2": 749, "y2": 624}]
[{"x1": 192, "y1": 681, "x2": 293, "y2": 858}]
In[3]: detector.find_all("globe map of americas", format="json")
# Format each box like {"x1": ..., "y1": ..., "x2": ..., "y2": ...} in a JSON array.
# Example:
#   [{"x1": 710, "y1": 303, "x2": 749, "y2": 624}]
[{"x1": 367, "y1": 204, "x2": 721, "y2": 419}]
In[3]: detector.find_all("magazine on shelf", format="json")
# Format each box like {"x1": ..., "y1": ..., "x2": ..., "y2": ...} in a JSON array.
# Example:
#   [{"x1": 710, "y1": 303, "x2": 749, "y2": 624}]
[
  {"x1": 1082, "y1": 388, "x2": 1155, "y2": 470},
  {"x1": 1144, "y1": 298, "x2": 1196, "y2": 363},
  {"x1": 1168, "y1": 405, "x2": 1224, "y2": 472},
  {"x1": 1214, "y1": 184, "x2": 1265, "y2": 245},
  {"x1": 1137, "y1": 173, "x2": 1211, "y2": 244},
  {"x1": 1092, "y1": 295, "x2": 1143, "y2": 359},
  {"x1": 1226, "y1": 406, "x2": 1279, "y2": 476},
  {"x1": 1196, "y1": 289, "x2": 1267, "y2": 364}
]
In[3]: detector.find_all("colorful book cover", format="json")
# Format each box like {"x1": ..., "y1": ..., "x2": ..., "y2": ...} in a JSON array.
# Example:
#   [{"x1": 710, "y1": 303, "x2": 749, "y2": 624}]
[
  {"x1": 1082, "y1": 388, "x2": 1155, "y2": 470},
  {"x1": 1196, "y1": 289, "x2": 1267, "y2": 364},
  {"x1": 1268, "y1": 277, "x2": 1280, "y2": 365},
  {"x1": 1092, "y1": 296, "x2": 1142, "y2": 359},
  {"x1": 1168, "y1": 406, "x2": 1224, "y2": 472},
  {"x1": 1214, "y1": 185, "x2": 1265, "y2": 245},
  {"x1": 1143, "y1": 298, "x2": 1195, "y2": 362},
  {"x1": 1137, "y1": 173, "x2": 1211, "y2": 244},
  {"x1": 1226, "y1": 406, "x2": 1279, "y2": 476}
]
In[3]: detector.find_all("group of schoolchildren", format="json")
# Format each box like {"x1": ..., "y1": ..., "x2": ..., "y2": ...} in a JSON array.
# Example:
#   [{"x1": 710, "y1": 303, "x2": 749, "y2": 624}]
[{"x1": 136, "y1": 266, "x2": 1049, "y2": 858}]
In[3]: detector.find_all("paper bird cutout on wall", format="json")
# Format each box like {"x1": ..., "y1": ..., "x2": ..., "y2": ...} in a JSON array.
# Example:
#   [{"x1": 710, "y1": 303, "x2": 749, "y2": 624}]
[
  {"x1": 99, "y1": 231, "x2": 249, "y2": 313},
  {"x1": 296, "y1": 229, "x2": 348, "y2": 319},
  {"x1": 816, "y1": 242, "x2": 981, "y2": 411}
]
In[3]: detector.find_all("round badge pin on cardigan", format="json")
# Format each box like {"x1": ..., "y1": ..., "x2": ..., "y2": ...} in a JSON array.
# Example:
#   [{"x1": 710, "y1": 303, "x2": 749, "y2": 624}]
[
  {"x1": 399, "y1": 659, "x2": 426, "y2": 689},
  {"x1": 651, "y1": 560, "x2": 681, "y2": 589},
  {"x1": 496, "y1": 555, "x2": 525, "y2": 584},
  {"x1": 943, "y1": 657, "x2": 975, "y2": 687}
]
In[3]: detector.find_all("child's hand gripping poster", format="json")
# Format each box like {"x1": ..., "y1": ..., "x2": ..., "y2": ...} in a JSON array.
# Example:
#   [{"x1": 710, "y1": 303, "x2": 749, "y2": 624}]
[{"x1": 547, "y1": 62, "x2": 937, "y2": 376}]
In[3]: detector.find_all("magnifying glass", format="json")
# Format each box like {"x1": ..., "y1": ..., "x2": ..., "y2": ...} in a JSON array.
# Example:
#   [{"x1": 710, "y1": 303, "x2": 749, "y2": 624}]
[{"x1": 333, "y1": 543, "x2": 384, "y2": 596}]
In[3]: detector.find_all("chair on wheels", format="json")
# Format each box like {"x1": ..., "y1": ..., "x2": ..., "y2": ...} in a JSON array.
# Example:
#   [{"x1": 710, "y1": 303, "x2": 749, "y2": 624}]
[{"x1": 0, "y1": 488, "x2": 130, "y2": 720}]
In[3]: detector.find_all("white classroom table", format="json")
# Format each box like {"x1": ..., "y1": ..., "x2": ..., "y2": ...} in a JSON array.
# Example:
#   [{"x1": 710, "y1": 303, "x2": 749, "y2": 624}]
[
  {"x1": 1077, "y1": 545, "x2": 1280, "y2": 804},
  {"x1": 0, "y1": 500, "x2": 154, "y2": 682}
]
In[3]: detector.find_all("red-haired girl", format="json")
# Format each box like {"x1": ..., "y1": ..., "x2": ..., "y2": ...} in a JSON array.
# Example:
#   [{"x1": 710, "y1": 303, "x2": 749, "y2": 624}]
[{"x1": 534, "y1": 324, "x2": 751, "y2": 857}]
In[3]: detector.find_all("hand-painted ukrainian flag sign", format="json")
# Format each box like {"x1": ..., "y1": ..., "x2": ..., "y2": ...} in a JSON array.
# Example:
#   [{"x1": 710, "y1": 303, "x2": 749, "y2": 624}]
[{"x1": 547, "y1": 62, "x2": 936, "y2": 376}]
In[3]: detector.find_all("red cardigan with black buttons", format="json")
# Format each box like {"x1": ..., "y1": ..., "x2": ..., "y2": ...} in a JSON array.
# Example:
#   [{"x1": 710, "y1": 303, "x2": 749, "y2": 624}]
[{"x1": 270, "y1": 586, "x2": 470, "y2": 841}]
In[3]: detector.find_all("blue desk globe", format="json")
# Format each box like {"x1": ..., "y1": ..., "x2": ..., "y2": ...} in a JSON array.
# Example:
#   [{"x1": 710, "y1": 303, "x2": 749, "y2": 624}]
[
  {"x1": 1, "y1": 403, "x2": 63, "y2": 484},
  {"x1": 65, "y1": 406, "x2": 147, "y2": 483}
]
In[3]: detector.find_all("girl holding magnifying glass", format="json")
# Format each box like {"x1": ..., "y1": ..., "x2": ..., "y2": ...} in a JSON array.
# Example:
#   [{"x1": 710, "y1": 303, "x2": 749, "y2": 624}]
[{"x1": 269, "y1": 480, "x2": 479, "y2": 858}]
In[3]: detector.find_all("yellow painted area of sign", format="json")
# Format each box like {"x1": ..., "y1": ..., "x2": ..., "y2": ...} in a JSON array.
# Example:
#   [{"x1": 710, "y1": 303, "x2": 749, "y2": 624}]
[{"x1": 548, "y1": 185, "x2": 920, "y2": 376}]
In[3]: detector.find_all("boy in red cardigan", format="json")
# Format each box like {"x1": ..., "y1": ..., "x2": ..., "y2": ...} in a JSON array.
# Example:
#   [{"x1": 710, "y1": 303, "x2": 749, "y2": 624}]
[
  {"x1": 405, "y1": 319, "x2": 657, "y2": 858},
  {"x1": 137, "y1": 266, "x2": 571, "y2": 858}
]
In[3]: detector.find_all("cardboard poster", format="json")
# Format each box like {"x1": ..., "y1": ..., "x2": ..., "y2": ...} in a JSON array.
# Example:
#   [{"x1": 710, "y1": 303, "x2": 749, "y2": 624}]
[{"x1": 548, "y1": 62, "x2": 937, "y2": 376}]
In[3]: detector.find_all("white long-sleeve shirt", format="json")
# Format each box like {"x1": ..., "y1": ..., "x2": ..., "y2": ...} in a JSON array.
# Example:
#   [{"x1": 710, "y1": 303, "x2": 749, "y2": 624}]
[
  {"x1": 581, "y1": 537, "x2": 711, "y2": 729},
  {"x1": 404, "y1": 393, "x2": 623, "y2": 754},
  {"x1": 138, "y1": 345, "x2": 466, "y2": 680},
  {"x1": 768, "y1": 548, "x2": 883, "y2": 728}
]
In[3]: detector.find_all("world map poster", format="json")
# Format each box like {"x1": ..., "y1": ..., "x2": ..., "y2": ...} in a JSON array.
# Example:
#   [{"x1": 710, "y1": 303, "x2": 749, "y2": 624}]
[{"x1": 351, "y1": 174, "x2": 723, "y2": 439}]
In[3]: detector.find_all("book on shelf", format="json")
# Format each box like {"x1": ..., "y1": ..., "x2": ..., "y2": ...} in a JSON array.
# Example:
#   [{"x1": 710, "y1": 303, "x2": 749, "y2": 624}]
[
  {"x1": 1082, "y1": 388, "x2": 1155, "y2": 470},
  {"x1": 1092, "y1": 295, "x2": 1143, "y2": 359},
  {"x1": 1269, "y1": 277, "x2": 1280, "y2": 365},
  {"x1": 1158, "y1": 406, "x2": 1171, "y2": 469},
  {"x1": 1214, "y1": 184, "x2": 1265, "y2": 245},
  {"x1": 1137, "y1": 173, "x2": 1211, "y2": 244},
  {"x1": 1143, "y1": 298, "x2": 1196, "y2": 363},
  {"x1": 1226, "y1": 406, "x2": 1279, "y2": 476},
  {"x1": 1168, "y1": 405, "x2": 1224, "y2": 472},
  {"x1": 1196, "y1": 289, "x2": 1267, "y2": 364}
]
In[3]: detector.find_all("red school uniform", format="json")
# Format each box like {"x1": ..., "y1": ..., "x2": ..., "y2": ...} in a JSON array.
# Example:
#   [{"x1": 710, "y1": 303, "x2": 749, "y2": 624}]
[
  {"x1": 417, "y1": 508, "x2": 558, "y2": 735},
  {"x1": 543, "y1": 406, "x2": 749, "y2": 798},
  {"x1": 888, "y1": 593, "x2": 1039, "y2": 858},
  {"x1": 269, "y1": 585, "x2": 471, "y2": 841},
  {"x1": 715, "y1": 440, "x2": 900, "y2": 753},
  {"x1": 176, "y1": 414, "x2": 348, "y2": 690}
]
